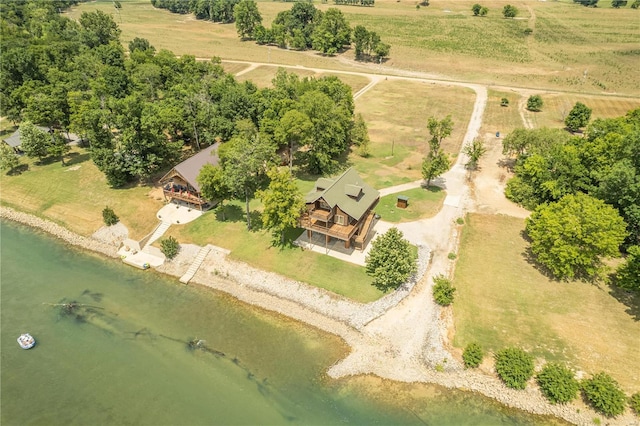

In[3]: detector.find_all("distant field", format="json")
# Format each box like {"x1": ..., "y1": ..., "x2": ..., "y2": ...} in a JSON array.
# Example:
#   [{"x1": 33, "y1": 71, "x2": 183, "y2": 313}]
[
  {"x1": 66, "y1": 0, "x2": 640, "y2": 95},
  {"x1": 524, "y1": 93, "x2": 640, "y2": 129},
  {"x1": 352, "y1": 79, "x2": 475, "y2": 188},
  {"x1": 453, "y1": 213, "x2": 640, "y2": 392}
]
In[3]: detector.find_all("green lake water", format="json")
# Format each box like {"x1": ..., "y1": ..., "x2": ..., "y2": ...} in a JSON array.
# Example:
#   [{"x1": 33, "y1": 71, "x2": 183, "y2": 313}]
[{"x1": 1, "y1": 221, "x2": 561, "y2": 425}]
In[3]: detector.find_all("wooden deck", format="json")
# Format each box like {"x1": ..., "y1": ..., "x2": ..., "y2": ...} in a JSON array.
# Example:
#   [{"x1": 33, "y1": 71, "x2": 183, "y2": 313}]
[
  {"x1": 299, "y1": 216, "x2": 357, "y2": 241},
  {"x1": 163, "y1": 190, "x2": 207, "y2": 206}
]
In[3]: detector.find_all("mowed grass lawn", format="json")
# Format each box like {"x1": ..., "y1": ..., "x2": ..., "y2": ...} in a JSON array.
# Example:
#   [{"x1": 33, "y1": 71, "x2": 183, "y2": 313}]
[
  {"x1": 353, "y1": 79, "x2": 475, "y2": 189},
  {"x1": 453, "y1": 213, "x2": 640, "y2": 392},
  {"x1": 163, "y1": 201, "x2": 383, "y2": 303},
  {"x1": 0, "y1": 148, "x2": 162, "y2": 239},
  {"x1": 525, "y1": 94, "x2": 640, "y2": 129},
  {"x1": 376, "y1": 187, "x2": 445, "y2": 223}
]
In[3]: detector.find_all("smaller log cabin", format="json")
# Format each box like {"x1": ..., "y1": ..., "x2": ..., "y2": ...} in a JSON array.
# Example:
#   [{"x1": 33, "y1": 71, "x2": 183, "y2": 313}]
[
  {"x1": 300, "y1": 167, "x2": 380, "y2": 250},
  {"x1": 159, "y1": 143, "x2": 220, "y2": 210}
]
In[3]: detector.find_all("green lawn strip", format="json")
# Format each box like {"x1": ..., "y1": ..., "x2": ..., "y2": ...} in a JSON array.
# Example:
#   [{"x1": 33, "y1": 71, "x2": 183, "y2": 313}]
[
  {"x1": 165, "y1": 201, "x2": 383, "y2": 303},
  {"x1": 0, "y1": 148, "x2": 161, "y2": 238},
  {"x1": 452, "y1": 213, "x2": 640, "y2": 391},
  {"x1": 376, "y1": 187, "x2": 445, "y2": 223}
]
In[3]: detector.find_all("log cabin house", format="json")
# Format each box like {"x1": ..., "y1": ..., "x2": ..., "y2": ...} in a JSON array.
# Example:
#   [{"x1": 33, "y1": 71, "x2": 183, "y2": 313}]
[
  {"x1": 159, "y1": 143, "x2": 219, "y2": 210},
  {"x1": 300, "y1": 167, "x2": 380, "y2": 250}
]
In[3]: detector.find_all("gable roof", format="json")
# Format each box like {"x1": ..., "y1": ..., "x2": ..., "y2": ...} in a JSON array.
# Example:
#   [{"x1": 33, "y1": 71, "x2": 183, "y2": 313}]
[
  {"x1": 3, "y1": 126, "x2": 51, "y2": 148},
  {"x1": 160, "y1": 143, "x2": 220, "y2": 192},
  {"x1": 305, "y1": 167, "x2": 379, "y2": 220}
]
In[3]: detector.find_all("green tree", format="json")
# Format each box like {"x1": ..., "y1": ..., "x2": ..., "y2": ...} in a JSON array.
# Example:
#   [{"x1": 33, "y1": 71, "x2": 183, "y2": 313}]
[
  {"x1": 565, "y1": 102, "x2": 592, "y2": 132},
  {"x1": 581, "y1": 372, "x2": 626, "y2": 417},
  {"x1": 463, "y1": 138, "x2": 487, "y2": 170},
  {"x1": 525, "y1": 193, "x2": 627, "y2": 280},
  {"x1": 432, "y1": 274, "x2": 456, "y2": 306},
  {"x1": 128, "y1": 37, "x2": 155, "y2": 55},
  {"x1": 472, "y1": 3, "x2": 482, "y2": 15},
  {"x1": 220, "y1": 134, "x2": 277, "y2": 230},
  {"x1": 616, "y1": 245, "x2": 640, "y2": 291},
  {"x1": 462, "y1": 343, "x2": 484, "y2": 368},
  {"x1": 79, "y1": 10, "x2": 121, "y2": 48},
  {"x1": 160, "y1": 236, "x2": 180, "y2": 260},
  {"x1": 501, "y1": 97, "x2": 509, "y2": 107},
  {"x1": 197, "y1": 163, "x2": 232, "y2": 219},
  {"x1": 365, "y1": 227, "x2": 417, "y2": 292},
  {"x1": 632, "y1": 0, "x2": 640, "y2": 9},
  {"x1": 311, "y1": 8, "x2": 351, "y2": 55},
  {"x1": 47, "y1": 133, "x2": 71, "y2": 165},
  {"x1": 630, "y1": 393, "x2": 640, "y2": 415},
  {"x1": 275, "y1": 109, "x2": 313, "y2": 171},
  {"x1": 502, "y1": 4, "x2": 518, "y2": 18},
  {"x1": 536, "y1": 363, "x2": 580, "y2": 404},
  {"x1": 350, "y1": 113, "x2": 371, "y2": 157},
  {"x1": 102, "y1": 206, "x2": 119, "y2": 226},
  {"x1": 0, "y1": 143, "x2": 20, "y2": 173},
  {"x1": 257, "y1": 168, "x2": 304, "y2": 245},
  {"x1": 494, "y1": 347, "x2": 534, "y2": 390},
  {"x1": 422, "y1": 150, "x2": 450, "y2": 187},
  {"x1": 612, "y1": 0, "x2": 628, "y2": 7},
  {"x1": 526, "y1": 95, "x2": 543, "y2": 112},
  {"x1": 234, "y1": 0, "x2": 262, "y2": 39},
  {"x1": 480, "y1": 6, "x2": 488, "y2": 16},
  {"x1": 427, "y1": 115, "x2": 454, "y2": 151},
  {"x1": 19, "y1": 121, "x2": 50, "y2": 162}
]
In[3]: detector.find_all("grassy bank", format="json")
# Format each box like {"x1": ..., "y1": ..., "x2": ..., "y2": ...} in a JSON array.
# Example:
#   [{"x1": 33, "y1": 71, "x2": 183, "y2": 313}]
[{"x1": 452, "y1": 213, "x2": 640, "y2": 392}]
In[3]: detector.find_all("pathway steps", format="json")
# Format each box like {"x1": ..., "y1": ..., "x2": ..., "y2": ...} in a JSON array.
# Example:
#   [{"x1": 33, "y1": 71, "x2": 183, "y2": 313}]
[
  {"x1": 143, "y1": 221, "x2": 171, "y2": 250},
  {"x1": 180, "y1": 246, "x2": 211, "y2": 284}
]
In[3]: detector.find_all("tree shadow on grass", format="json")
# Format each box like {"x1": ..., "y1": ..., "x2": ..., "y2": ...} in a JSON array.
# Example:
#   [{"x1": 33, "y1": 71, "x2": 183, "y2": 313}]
[
  {"x1": 607, "y1": 278, "x2": 640, "y2": 321},
  {"x1": 64, "y1": 152, "x2": 91, "y2": 166},
  {"x1": 215, "y1": 204, "x2": 244, "y2": 222},
  {"x1": 6, "y1": 164, "x2": 29, "y2": 176}
]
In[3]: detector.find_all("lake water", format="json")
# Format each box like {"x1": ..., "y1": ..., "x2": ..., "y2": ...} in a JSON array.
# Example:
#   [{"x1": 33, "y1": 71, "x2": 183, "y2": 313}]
[{"x1": 1, "y1": 221, "x2": 560, "y2": 425}]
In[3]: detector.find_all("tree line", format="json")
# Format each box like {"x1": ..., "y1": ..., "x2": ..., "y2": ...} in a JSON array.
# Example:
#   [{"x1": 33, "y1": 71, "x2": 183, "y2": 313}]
[{"x1": 151, "y1": 0, "x2": 390, "y2": 61}]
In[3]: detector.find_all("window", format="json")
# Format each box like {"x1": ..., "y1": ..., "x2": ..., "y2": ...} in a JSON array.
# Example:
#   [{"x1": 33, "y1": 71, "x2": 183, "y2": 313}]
[
  {"x1": 335, "y1": 215, "x2": 346, "y2": 225},
  {"x1": 319, "y1": 200, "x2": 330, "y2": 210}
]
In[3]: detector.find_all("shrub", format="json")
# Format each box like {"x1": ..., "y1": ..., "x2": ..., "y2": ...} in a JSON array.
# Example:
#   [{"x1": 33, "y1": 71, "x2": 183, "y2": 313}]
[
  {"x1": 494, "y1": 347, "x2": 534, "y2": 389},
  {"x1": 630, "y1": 393, "x2": 640, "y2": 415},
  {"x1": 462, "y1": 342, "x2": 484, "y2": 368},
  {"x1": 448, "y1": 252, "x2": 457, "y2": 260},
  {"x1": 160, "y1": 236, "x2": 180, "y2": 260},
  {"x1": 526, "y1": 95, "x2": 543, "y2": 112},
  {"x1": 500, "y1": 97, "x2": 509, "y2": 107},
  {"x1": 581, "y1": 372, "x2": 626, "y2": 417},
  {"x1": 366, "y1": 227, "x2": 417, "y2": 292},
  {"x1": 432, "y1": 274, "x2": 455, "y2": 306},
  {"x1": 536, "y1": 363, "x2": 580, "y2": 404},
  {"x1": 456, "y1": 217, "x2": 464, "y2": 225},
  {"x1": 102, "y1": 206, "x2": 119, "y2": 226}
]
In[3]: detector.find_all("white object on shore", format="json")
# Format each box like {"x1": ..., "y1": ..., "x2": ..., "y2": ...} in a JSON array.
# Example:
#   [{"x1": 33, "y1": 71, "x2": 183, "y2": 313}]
[{"x1": 17, "y1": 333, "x2": 35, "y2": 349}]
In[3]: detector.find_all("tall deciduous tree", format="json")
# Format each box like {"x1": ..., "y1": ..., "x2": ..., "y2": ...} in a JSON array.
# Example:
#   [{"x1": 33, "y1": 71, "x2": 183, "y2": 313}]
[
  {"x1": 79, "y1": 10, "x2": 121, "y2": 48},
  {"x1": 463, "y1": 138, "x2": 487, "y2": 170},
  {"x1": 0, "y1": 142, "x2": 20, "y2": 173},
  {"x1": 427, "y1": 115, "x2": 454, "y2": 151},
  {"x1": 422, "y1": 115, "x2": 453, "y2": 186},
  {"x1": 234, "y1": 0, "x2": 262, "y2": 39},
  {"x1": 257, "y1": 168, "x2": 304, "y2": 245},
  {"x1": 311, "y1": 8, "x2": 351, "y2": 55},
  {"x1": 365, "y1": 227, "x2": 417, "y2": 292},
  {"x1": 525, "y1": 193, "x2": 627, "y2": 280},
  {"x1": 350, "y1": 113, "x2": 371, "y2": 157},
  {"x1": 197, "y1": 163, "x2": 232, "y2": 219},
  {"x1": 616, "y1": 245, "x2": 640, "y2": 291},
  {"x1": 19, "y1": 121, "x2": 50, "y2": 162},
  {"x1": 564, "y1": 102, "x2": 592, "y2": 132},
  {"x1": 422, "y1": 150, "x2": 450, "y2": 187},
  {"x1": 219, "y1": 134, "x2": 277, "y2": 230},
  {"x1": 275, "y1": 109, "x2": 313, "y2": 171}
]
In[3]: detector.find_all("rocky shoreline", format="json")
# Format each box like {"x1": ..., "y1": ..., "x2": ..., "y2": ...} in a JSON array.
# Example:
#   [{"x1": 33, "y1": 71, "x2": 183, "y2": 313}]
[{"x1": 1, "y1": 205, "x2": 637, "y2": 426}]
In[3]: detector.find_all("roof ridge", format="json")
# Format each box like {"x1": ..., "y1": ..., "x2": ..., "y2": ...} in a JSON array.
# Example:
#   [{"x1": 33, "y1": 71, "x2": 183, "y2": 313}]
[{"x1": 321, "y1": 167, "x2": 353, "y2": 196}]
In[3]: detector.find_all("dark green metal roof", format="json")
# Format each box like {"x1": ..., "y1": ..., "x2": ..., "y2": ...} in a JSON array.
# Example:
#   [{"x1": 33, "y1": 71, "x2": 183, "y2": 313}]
[{"x1": 305, "y1": 167, "x2": 380, "y2": 220}]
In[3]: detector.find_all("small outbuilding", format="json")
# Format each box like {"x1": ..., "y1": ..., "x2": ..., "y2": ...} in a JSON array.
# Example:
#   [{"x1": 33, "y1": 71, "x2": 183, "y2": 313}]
[{"x1": 396, "y1": 195, "x2": 409, "y2": 209}]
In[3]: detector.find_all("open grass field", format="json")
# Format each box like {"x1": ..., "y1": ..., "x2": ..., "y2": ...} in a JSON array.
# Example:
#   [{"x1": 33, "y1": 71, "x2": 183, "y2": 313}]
[
  {"x1": 452, "y1": 213, "x2": 640, "y2": 392},
  {"x1": 0, "y1": 148, "x2": 162, "y2": 239},
  {"x1": 352, "y1": 79, "x2": 475, "y2": 188},
  {"x1": 67, "y1": 0, "x2": 640, "y2": 96},
  {"x1": 480, "y1": 90, "x2": 525, "y2": 135},
  {"x1": 163, "y1": 202, "x2": 383, "y2": 303},
  {"x1": 524, "y1": 93, "x2": 640, "y2": 129},
  {"x1": 376, "y1": 187, "x2": 445, "y2": 223}
]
